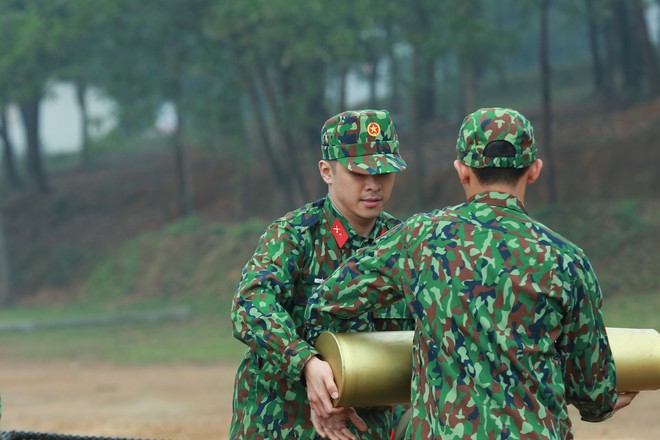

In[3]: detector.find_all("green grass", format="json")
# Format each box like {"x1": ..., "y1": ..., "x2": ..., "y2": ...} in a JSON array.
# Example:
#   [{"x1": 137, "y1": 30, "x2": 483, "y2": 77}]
[
  {"x1": 81, "y1": 216, "x2": 266, "y2": 303},
  {"x1": 0, "y1": 287, "x2": 655, "y2": 366},
  {"x1": 0, "y1": 301, "x2": 246, "y2": 364},
  {"x1": 602, "y1": 290, "x2": 660, "y2": 330}
]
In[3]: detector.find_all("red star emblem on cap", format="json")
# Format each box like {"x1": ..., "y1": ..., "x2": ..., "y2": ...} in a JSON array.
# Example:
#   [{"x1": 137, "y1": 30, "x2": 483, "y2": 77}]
[
  {"x1": 367, "y1": 122, "x2": 381, "y2": 137},
  {"x1": 331, "y1": 218, "x2": 348, "y2": 248}
]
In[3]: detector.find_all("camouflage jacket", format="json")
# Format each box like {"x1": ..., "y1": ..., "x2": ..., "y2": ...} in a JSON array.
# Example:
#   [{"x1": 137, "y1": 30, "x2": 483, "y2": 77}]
[
  {"x1": 230, "y1": 195, "x2": 412, "y2": 440},
  {"x1": 306, "y1": 192, "x2": 617, "y2": 439}
]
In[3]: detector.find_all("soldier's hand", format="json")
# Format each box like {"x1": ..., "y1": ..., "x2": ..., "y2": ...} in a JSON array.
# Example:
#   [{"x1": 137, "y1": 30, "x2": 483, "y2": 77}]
[
  {"x1": 311, "y1": 408, "x2": 367, "y2": 440},
  {"x1": 613, "y1": 391, "x2": 638, "y2": 414},
  {"x1": 304, "y1": 356, "x2": 341, "y2": 419}
]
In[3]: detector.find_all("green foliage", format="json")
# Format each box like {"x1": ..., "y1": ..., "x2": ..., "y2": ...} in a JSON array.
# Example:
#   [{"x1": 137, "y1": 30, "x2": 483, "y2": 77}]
[
  {"x1": 82, "y1": 217, "x2": 266, "y2": 303},
  {"x1": 13, "y1": 245, "x2": 100, "y2": 292},
  {"x1": 83, "y1": 238, "x2": 145, "y2": 300},
  {"x1": 602, "y1": 290, "x2": 660, "y2": 330},
  {"x1": 531, "y1": 197, "x2": 659, "y2": 297}
]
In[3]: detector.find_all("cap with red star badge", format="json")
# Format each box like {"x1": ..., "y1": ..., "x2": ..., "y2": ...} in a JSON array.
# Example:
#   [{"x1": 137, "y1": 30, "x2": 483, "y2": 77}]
[{"x1": 321, "y1": 109, "x2": 407, "y2": 175}]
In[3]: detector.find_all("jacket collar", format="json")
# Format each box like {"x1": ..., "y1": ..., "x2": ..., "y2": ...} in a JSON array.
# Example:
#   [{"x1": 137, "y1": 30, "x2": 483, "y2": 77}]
[
  {"x1": 324, "y1": 195, "x2": 386, "y2": 247},
  {"x1": 468, "y1": 191, "x2": 528, "y2": 214}
]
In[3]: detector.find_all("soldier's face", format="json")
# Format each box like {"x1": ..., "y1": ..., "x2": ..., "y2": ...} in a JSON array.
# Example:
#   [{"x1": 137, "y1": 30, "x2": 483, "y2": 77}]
[{"x1": 322, "y1": 161, "x2": 396, "y2": 228}]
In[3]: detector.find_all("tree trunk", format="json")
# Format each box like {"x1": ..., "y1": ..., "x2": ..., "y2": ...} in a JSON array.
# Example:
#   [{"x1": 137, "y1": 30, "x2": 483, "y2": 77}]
[
  {"x1": 457, "y1": 0, "x2": 479, "y2": 117},
  {"x1": 20, "y1": 94, "x2": 50, "y2": 194},
  {"x1": 0, "y1": 209, "x2": 13, "y2": 306},
  {"x1": 540, "y1": 0, "x2": 557, "y2": 203},
  {"x1": 602, "y1": 10, "x2": 617, "y2": 97},
  {"x1": 614, "y1": 0, "x2": 642, "y2": 95},
  {"x1": 411, "y1": 44, "x2": 427, "y2": 209},
  {"x1": 171, "y1": 99, "x2": 194, "y2": 217},
  {"x1": 419, "y1": 58, "x2": 435, "y2": 123},
  {"x1": 495, "y1": 2, "x2": 509, "y2": 90},
  {"x1": 0, "y1": 106, "x2": 23, "y2": 189},
  {"x1": 585, "y1": 0, "x2": 604, "y2": 94},
  {"x1": 411, "y1": 0, "x2": 435, "y2": 124},
  {"x1": 367, "y1": 59, "x2": 379, "y2": 108},
  {"x1": 242, "y1": 71, "x2": 296, "y2": 210},
  {"x1": 630, "y1": 0, "x2": 660, "y2": 96},
  {"x1": 235, "y1": 96, "x2": 253, "y2": 221},
  {"x1": 254, "y1": 62, "x2": 308, "y2": 206},
  {"x1": 461, "y1": 60, "x2": 477, "y2": 116},
  {"x1": 408, "y1": 18, "x2": 436, "y2": 207},
  {"x1": 75, "y1": 79, "x2": 91, "y2": 166},
  {"x1": 386, "y1": 25, "x2": 402, "y2": 114},
  {"x1": 339, "y1": 63, "x2": 348, "y2": 111}
]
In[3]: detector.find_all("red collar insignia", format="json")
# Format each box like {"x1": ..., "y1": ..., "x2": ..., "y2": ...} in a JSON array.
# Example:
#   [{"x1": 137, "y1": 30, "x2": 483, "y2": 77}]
[{"x1": 331, "y1": 218, "x2": 348, "y2": 248}]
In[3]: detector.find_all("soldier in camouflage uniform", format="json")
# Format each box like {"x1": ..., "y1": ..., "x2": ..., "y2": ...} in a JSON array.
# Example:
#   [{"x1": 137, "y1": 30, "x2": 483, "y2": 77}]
[
  {"x1": 230, "y1": 109, "x2": 413, "y2": 439},
  {"x1": 305, "y1": 108, "x2": 636, "y2": 439}
]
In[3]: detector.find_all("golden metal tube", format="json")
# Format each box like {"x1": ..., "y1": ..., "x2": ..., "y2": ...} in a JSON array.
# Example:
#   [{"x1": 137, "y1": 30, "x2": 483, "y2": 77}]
[
  {"x1": 607, "y1": 327, "x2": 660, "y2": 392},
  {"x1": 315, "y1": 327, "x2": 660, "y2": 407},
  {"x1": 315, "y1": 331, "x2": 413, "y2": 407}
]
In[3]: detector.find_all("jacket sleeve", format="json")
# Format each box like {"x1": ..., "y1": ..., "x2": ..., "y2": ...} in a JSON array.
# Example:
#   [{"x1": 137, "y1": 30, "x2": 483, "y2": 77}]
[
  {"x1": 231, "y1": 220, "x2": 317, "y2": 381},
  {"x1": 305, "y1": 225, "x2": 409, "y2": 344},
  {"x1": 559, "y1": 253, "x2": 617, "y2": 422}
]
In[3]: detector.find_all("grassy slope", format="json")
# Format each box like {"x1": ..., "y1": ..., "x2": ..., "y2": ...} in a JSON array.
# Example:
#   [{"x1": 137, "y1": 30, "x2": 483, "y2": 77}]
[
  {"x1": 0, "y1": 219, "x2": 267, "y2": 364},
  {"x1": 0, "y1": 195, "x2": 657, "y2": 365}
]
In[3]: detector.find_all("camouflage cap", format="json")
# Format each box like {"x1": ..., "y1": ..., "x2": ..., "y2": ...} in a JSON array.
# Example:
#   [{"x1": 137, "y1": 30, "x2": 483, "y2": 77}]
[
  {"x1": 321, "y1": 109, "x2": 407, "y2": 175},
  {"x1": 456, "y1": 107, "x2": 536, "y2": 168}
]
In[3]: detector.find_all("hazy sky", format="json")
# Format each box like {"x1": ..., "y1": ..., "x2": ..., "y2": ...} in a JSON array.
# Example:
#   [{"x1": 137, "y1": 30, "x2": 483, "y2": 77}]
[{"x1": 7, "y1": 83, "x2": 117, "y2": 155}]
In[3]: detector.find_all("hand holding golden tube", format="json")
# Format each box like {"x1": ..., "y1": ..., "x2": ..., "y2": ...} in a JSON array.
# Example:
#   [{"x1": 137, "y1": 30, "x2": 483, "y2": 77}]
[{"x1": 314, "y1": 327, "x2": 660, "y2": 408}]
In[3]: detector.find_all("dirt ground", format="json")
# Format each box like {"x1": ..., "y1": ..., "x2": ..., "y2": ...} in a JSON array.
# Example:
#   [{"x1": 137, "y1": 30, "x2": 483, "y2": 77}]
[
  {"x1": 1, "y1": 360, "x2": 659, "y2": 440},
  {"x1": 0, "y1": 359, "x2": 238, "y2": 440}
]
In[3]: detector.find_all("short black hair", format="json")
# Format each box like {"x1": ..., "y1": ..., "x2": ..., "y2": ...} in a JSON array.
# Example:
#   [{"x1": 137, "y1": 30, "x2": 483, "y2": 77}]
[{"x1": 471, "y1": 140, "x2": 528, "y2": 185}]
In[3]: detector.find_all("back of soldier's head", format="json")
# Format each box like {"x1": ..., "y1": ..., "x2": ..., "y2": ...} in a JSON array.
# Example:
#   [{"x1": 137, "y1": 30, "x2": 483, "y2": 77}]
[{"x1": 456, "y1": 107, "x2": 536, "y2": 185}]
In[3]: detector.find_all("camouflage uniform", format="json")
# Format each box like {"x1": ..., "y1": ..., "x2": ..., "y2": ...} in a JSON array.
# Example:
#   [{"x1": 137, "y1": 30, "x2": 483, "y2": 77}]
[
  {"x1": 306, "y1": 108, "x2": 617, "y2": 439},
  {"x1": 230, "y1": 109, "x2": 412, "y2": 439}
]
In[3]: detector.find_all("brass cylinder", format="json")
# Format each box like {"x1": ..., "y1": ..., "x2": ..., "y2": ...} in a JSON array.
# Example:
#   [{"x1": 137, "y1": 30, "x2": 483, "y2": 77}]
[
  {"x1": 315, "y1": 330, "x2": 413, "y2": 408},
  {"x1": 315, "y1": 327, "x2": 660, "y2": 408},
  {"x1": 607, "y1": 327, "x2": 660, "y2": 392}
]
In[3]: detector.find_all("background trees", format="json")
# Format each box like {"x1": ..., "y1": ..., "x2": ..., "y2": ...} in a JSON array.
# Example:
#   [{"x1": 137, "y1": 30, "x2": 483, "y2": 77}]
[
  {"x1": 0, "y1": 0, "x2": 659, "y2": 303},
  {"x1": 1, "y1": 0, "x2": 657, "y2": 202}
]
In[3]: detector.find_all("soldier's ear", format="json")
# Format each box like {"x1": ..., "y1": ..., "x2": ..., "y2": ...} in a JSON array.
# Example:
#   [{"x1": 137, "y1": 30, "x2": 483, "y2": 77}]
[
  {"x1": 319, "y1": 160, "x2": 333, "y2": 184},
  {"x1": 453, "y1": 160, "x2": 470, "y2": 184},
  {"x1": 526, "y1": 159, "x2": 543, "y2": 184}
]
